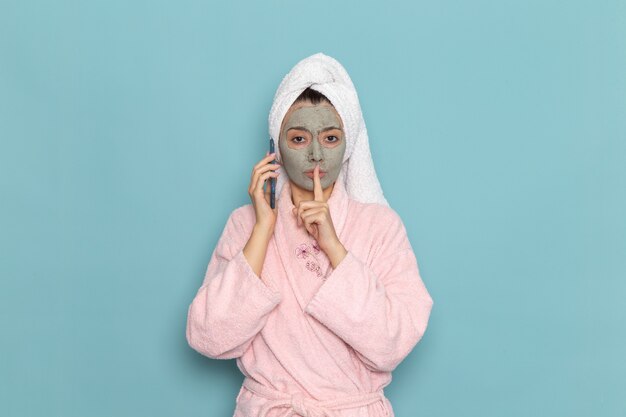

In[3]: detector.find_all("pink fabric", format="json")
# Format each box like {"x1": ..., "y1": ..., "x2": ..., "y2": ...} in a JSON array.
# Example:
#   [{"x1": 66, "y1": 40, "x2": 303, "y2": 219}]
[{"x1": 186, "y1": 179, "x2": 434, "y2": 417}]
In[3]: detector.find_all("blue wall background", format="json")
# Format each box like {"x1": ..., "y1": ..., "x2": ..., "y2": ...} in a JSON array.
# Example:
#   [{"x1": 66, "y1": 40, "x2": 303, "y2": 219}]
[{"x1": 1, "y1": 1, "x2": 624, "y2": 416}]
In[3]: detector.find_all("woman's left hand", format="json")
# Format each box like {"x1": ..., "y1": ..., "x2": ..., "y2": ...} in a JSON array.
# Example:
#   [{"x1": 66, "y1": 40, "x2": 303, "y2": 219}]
[{"x1": 292, "y1": 164, "x2": 347, "y2": 268}]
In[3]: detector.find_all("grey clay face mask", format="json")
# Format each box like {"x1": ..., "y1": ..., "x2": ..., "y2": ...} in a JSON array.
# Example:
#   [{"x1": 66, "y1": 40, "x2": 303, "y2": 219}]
[{"x1": 278, "y1": 104, "x2": 346, "y2": 192}]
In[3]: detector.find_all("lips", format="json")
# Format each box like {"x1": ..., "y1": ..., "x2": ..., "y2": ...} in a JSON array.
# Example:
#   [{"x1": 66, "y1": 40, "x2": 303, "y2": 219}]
[{"x1": 305, "y1": 170, "x2": 326, "y2": 178}]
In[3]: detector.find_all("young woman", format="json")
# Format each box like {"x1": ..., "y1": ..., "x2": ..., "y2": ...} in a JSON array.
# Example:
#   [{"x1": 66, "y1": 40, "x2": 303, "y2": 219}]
[{"x1": 187, "y1": 53, "x2": 434, "y2": 417}]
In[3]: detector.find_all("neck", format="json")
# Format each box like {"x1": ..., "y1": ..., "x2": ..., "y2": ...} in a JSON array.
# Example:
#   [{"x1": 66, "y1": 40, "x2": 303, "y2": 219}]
[{"x1": 290, "y1": 180, "x2": 335, "y2": 207}]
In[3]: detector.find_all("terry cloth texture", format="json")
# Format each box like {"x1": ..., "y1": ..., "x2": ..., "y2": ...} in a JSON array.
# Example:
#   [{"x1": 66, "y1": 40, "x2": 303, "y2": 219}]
[{"x1": 187, "y1": 178, "x2": 434, "y2": 416}]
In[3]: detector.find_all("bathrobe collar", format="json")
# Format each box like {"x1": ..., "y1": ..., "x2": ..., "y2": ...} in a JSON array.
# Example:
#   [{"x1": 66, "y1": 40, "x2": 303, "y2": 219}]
[{"x1": 273, "y1": 175, "x2": 350, "y2": 311}]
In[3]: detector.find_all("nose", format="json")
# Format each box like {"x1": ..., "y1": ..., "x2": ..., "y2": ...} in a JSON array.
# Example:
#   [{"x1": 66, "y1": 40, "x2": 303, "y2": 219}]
[{"x1": 308, "y1": 140, "x2": 323, "y2": 162}]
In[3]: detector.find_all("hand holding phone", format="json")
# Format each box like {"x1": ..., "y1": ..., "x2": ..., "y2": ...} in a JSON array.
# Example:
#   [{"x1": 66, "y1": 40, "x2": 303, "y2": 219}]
[{"x1": 248, "y1": 150, "x2": 279, "y2": 232}]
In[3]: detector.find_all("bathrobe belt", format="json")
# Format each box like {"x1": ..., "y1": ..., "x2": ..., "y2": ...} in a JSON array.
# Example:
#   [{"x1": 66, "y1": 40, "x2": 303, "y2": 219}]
[{"x1": 242, "y1": 377, "x2": 386, "y2": 417}]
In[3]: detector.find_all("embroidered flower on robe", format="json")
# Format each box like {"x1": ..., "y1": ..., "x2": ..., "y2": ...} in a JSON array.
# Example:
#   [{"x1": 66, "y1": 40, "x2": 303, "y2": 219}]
[
  {"x1": 294, "y1": 242, "x2": 324, "y2": 278},
  {"x1": 295, "y1": 244, "x2": 311, "y2": 259}
]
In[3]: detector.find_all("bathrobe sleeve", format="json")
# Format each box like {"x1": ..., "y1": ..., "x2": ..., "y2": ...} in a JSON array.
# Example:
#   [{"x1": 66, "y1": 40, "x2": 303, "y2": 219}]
[
  {"x1": 186, "y1": 208, "x2": 282, "y2": 360},
  {"x1": 304, "y1": 208, "x2": 434, "y2": 373}
]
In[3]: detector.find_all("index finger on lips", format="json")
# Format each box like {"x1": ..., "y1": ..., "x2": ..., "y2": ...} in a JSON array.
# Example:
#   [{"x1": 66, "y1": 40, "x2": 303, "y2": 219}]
[{"x1": 313, "y1": 164, "x2": 323, "y2": 202}]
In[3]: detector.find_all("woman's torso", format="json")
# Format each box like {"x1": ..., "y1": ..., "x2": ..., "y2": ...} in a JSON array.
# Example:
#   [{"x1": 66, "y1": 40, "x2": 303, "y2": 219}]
[{"x1": 231, "y1": 195, "x2": 397, "y2": 417}]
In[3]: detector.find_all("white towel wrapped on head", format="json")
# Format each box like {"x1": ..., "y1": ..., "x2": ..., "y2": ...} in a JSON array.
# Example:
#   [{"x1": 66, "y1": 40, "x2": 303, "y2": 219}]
[{"x1": 268, "y1": 52, "x2": 389, "y2": 207}]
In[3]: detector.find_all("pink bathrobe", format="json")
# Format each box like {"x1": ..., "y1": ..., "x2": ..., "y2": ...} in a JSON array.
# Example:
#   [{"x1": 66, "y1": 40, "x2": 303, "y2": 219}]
[{"x1": 186, "y1": 178, "x2": 434, "y2": 417}]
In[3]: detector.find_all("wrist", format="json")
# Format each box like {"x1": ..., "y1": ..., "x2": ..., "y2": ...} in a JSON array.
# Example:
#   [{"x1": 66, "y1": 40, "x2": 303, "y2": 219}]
[
  {"x1": 327, "y1": 240, "x2": 348, "y2": 268},
  {"x1": 253, "y1": 222, "x2": 274, "y2": 240},
  {"x1": 323, "y1": 237, "x2": 344, "y2": 253}
]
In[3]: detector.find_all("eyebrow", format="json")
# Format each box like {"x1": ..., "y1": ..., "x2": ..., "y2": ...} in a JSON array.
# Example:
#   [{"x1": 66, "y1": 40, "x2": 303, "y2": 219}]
[{"x1": 287, "y1": 126, "x2": 343, "y2": 134}]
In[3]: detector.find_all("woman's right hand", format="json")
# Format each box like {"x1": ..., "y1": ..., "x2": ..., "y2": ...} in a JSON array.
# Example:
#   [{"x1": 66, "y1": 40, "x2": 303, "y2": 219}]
[{"x1": 248, "y1": 151, "x2": 281, "y2": 233}]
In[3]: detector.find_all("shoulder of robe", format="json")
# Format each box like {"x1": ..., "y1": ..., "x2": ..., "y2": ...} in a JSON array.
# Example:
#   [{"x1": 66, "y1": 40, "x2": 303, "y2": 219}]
[
  {"x1": 348, "y1": 199, "x2": 404, "y2": 235},
  {"x1": 229, "y1": 203, "x2": 256, "y2": 234}
]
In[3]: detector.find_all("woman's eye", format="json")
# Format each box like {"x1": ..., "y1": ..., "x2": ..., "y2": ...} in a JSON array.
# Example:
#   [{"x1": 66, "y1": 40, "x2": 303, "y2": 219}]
[
  {"x1": 292, "y1": 136, "x2": 306, "y2": 144},
  {"x1": 326, "y1": 136, "x2": 338, "y2": 143}
]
